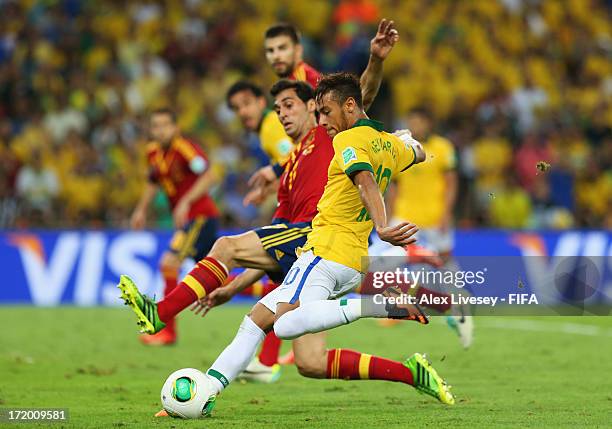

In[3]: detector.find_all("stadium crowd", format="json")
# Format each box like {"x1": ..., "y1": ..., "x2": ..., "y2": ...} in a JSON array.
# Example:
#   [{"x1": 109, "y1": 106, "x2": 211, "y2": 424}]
[{"x1": 0, "y1": 0, "x2": 610, "y2": 230}]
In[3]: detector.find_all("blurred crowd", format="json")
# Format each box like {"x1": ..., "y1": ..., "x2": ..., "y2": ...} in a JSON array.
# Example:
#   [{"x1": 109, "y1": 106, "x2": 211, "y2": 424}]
[{"x1": 0, "y1": 0, "x2": 610, "y2": 230}]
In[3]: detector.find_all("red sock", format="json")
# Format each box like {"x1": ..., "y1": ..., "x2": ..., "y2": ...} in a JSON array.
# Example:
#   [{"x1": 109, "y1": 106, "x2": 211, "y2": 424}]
[
  {"x1": 326, "y1": 349, "x2": 413, "y2": 384},
  {"x1": 157, "y1": 256, "x2": 228, "y2": 323},
  {"x1": 161, "y1": 265, "x2": 178, "y2": 334},
  {"x1": 261, "y1": 279, "x2": 278, "y2": 297},
  {"x1": 415, "y1": 286, "x2": 452, "y2": 313},
  {"x1": 258, "y1": 332, "x2": 282, "y2": 366}
]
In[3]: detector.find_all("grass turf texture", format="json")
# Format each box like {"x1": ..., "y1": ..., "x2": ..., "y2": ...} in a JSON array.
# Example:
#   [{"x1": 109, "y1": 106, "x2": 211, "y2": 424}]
[{"x1": 1, "y1": 306, "x2": 610, "y2": 428}]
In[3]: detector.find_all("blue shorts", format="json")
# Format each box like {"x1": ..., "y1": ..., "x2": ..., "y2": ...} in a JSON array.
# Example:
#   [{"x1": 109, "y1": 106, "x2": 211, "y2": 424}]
[
  {"x1": 169, "y1": 216, "x2": 218, "y2": 261},
  {"x1": 254, "y1": 221, "x2": 312, "y2": 283}
]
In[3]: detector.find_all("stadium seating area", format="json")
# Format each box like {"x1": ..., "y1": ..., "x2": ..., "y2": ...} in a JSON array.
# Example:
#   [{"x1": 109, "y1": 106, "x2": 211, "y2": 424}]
[{"x1": 0, "y1": 0, "x2": 610, "y2": 229}]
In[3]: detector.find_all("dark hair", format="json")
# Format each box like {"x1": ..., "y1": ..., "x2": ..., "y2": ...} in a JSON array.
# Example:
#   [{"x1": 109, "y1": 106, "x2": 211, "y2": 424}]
[
  {"x1": 226, "y1": 81, "x2": 264, "y2": 107},
  {"x1": 409, "y1": 106, "x2": 433, "y2": 121},
  {"x1": 264, "y1": 23, "x2": 301, "y2": 44},
  {"x1": 315, "y1": 72, "x2": 362, "y2": 108},
  {"x1": 270, "y1": 79, "x2": 314, "y2": 104},
  {"x1": 150, "y1": 107, "x2": 176, "y2": 123}
]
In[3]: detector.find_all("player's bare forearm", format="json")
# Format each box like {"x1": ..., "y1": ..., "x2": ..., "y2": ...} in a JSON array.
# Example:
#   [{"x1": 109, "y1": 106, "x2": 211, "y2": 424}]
[
  {"x1": 360, "y1": 55, "x2": 383, "y2": 112},
  {"x1": 225, "y1": 268, "x2": 267, "y2": 296},
  {"x1": 354, "y1": 170, "x2": 418, "y2": 247},
  {"x1": 136, "y1": 182, "x2": 157, "y2": 212},
  {"x1": 385, "y1": 181, "x2": 398, "y2": 220},
  {"x1": 180, "y1": 169, "x2": 216, "y2": 206},
  {"x1": 361, "y1": 19, "x2": 399, "y2": 111},
  {"x1": 353, "y1": 170, "x2": 387, "y2": 229}
]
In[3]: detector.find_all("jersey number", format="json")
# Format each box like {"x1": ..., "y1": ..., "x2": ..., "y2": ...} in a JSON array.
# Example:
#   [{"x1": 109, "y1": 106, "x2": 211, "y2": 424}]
[
  {"x1": 356, "y1": 165, "x2": 392, "y2": 222},
  {"x1": 283, "y1": 267, "x2": 301, "y2": 285}
]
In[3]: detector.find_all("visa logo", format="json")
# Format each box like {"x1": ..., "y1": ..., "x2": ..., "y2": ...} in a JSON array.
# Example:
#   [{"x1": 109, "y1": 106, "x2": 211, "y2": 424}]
[
  {"x1": 511, "y1": 232, "x2": 612, "y2": 304},
  {"x1": 7, "y1": 232, "x2": 190, "y2": 306}
]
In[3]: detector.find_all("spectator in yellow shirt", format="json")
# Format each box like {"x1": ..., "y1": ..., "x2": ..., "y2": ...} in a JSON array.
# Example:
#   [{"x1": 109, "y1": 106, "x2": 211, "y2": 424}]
[
  {"x1": 489, "y1": 174, "x2": 532, "y2": 229},
  {"x1": 226, "y1": 81, "x2": 293, "y2": 165},
  {"x1": 389, "y1": 108, "x2": 458, "y2": 257}
]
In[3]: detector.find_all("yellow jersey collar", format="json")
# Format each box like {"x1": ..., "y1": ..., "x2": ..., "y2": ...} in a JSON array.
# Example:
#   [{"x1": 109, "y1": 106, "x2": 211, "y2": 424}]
[
  {"x1": 257, "y1": 109, "x2": 272, "y2": 133},
  {"x1": 351, "y1": 118, "x2": 384, "y2": 132}
]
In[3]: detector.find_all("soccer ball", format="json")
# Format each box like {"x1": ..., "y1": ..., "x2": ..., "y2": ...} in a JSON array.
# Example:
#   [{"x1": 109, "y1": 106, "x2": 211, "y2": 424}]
[{"x1": 160, "y1": 368, "x2": 217, "y2": 419}]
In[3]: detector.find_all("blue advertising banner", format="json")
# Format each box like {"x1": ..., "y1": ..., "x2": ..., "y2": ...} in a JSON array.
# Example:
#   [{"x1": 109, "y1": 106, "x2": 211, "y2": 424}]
[{"x1": 0, "y1": 230, "x2": 610, "y2": 306}]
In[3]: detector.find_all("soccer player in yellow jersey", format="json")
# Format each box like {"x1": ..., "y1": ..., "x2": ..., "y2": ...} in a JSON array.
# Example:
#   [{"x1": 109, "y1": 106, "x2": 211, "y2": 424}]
[
  {"x1": 391, "y1": 108, "x2": 458, "y2": 256},
  {"x1": 195, "y1": 73, "x2": 455, "y2": 408},
  {"x1": 226, "y1": 81, "x2": 293, "y2": 164}
]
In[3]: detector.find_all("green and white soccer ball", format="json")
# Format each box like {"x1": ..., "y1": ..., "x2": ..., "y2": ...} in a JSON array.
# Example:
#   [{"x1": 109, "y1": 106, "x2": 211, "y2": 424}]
[{"x1": 161, "y1": 368, "x2": 217, "y2": 419}]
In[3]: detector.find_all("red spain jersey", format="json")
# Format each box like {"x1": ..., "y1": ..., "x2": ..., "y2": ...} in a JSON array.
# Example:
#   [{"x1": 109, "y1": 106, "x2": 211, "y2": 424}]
[
  {"x1": 290, "y1": 61, "x2": 320, "y2": 89},
  {"x1": 146, "y1": 136, "x2": 218, "y2": 220},
  {"x1": 274, "y1": 125, "x2": 333, "y2": 223}
]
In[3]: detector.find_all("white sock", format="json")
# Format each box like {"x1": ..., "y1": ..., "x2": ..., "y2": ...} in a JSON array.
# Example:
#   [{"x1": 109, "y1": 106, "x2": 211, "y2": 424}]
[
  {"x1": 274, "y1": 298, "x2": 389, "y2": 340},
  {"x1": 206, "y1": 316, "x2": 264, "y2": 392}
]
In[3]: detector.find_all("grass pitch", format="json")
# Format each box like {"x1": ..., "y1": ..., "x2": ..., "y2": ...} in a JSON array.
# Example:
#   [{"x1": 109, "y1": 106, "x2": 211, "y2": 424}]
[{"x1": 0, "y1": 306, "x2": 610, "y2": 428}]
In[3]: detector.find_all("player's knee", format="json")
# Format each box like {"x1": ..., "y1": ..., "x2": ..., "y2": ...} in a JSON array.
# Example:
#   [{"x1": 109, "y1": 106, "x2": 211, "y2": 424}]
[
  {"x1": 209, "y1": 236, "x2": 236, "y2": 262},
  {"x1": 294, "y1": 353, "x2": 326, "y2": 379},
  {"x1": 247, "y1": 304, "x2": 275, "y2": 333},
  {"x1": 274, "y1": 308, "x2": 308, "y2": 340},
  {"x1": 273, "y1": 312, "x2": 301, "y2": 340}
]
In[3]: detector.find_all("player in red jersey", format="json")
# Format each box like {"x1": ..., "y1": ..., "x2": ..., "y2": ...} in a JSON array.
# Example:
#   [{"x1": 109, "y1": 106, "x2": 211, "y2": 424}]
[{"x1": 130, "y1": 108, "x2": 219, "y2": 345}]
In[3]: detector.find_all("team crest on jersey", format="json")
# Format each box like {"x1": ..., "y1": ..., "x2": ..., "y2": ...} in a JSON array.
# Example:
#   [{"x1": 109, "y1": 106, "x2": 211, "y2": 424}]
[
  {"x1": 278, "y1": 139, "x2": 293, "y2": 155},
  {"x1": 342, "y1": 147, "x2": 357, "y2": 165}
]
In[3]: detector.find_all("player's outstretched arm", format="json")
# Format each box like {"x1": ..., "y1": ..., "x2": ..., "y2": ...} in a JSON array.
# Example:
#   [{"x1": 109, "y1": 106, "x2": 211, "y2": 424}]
[
  {"x1": 394, "y1": 129, "x2": 426, "y2": 164},
  {"x1": 243, "y1": 165, "x2": 280, "y2": 206},
  {"x1": 353, "y1": 170, "x2": 418, "y2": 247},
  {"x1": 191, "y1": 268, "x2": 267, "y2": 316},
  {"x1": 361, "y1": 18, "x2": 399, "y2": 111}
]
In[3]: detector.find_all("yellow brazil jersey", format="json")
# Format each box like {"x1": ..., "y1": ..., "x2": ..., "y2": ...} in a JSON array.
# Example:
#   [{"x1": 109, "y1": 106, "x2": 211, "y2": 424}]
[
  {"x1": 259, "y1": 110, "x2": 294, "y2": 164},
  {"x1": 303, "y1": 118, "x2": 417, "y2": 272},
  {"x1": 394, "y1": 134, "x2": 456, "y2": 227}
]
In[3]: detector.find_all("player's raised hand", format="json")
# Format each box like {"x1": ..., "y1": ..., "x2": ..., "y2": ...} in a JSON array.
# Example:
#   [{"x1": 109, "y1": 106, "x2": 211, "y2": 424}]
[
  {"x1": 370, "y1": 18, "x2": 399, "y2": 61},
  {"x1": 376, "y1": 222, "x2": 418, "y2": 247},
  {"x1": 244, "y1": 181, "x2": 278, "y2": 206},
  {"x1": 248, "y1": 165, "x2": 277, "y2": 189}
]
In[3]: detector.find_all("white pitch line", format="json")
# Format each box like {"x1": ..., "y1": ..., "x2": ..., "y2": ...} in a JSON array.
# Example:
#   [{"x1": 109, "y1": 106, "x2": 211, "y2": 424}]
[{"x1": 476, "y1": 318, "x2": 612, "y2": 337}]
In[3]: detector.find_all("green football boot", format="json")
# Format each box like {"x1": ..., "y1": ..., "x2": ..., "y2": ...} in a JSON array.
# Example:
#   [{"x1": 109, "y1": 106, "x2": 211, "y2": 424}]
[
  {"x1": 118, "y1": 275, "x2": 166, "y2": 334},
  {"x1": 404, "y1": 353, "x2": 455, "y2": 405}
]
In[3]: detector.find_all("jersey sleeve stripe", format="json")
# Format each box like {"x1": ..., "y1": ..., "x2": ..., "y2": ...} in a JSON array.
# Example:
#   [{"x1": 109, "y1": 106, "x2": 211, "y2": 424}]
[
  {"x1": 175, "y1": 139, "x2": 198, "y2": 160},
  {"x1": 345, "y1": 162, "x2": 374, "y2": 177}
]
